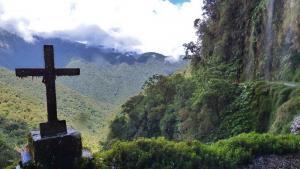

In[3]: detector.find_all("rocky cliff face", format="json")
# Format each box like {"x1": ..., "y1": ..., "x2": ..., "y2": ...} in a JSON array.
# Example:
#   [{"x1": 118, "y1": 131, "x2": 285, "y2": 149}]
[
  {"x1": 192, "y1": 0, "x2": 300, "y2": 82},
  {"x1": 243, "y1": 0, "x2": 300, "y2": 81}
]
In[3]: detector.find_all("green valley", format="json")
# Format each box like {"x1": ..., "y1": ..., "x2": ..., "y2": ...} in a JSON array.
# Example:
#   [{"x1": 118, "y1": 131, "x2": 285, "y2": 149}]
[
  {"x1": 59, "y1": 55, "x2": 185, "y2": 105},
  {"x1": 0, "y1": 68, "x2": 114, "y2": 151}
]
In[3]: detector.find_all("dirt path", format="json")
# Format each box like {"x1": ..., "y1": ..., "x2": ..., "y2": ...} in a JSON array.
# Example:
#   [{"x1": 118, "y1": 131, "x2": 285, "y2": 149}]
[{"x1": 269, "y1": 81, "x2": 300, "y2": 88}]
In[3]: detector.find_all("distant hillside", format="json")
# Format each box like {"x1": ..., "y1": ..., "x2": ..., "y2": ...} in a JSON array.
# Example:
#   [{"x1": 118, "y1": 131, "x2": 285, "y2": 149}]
[
  {"x1": 59, "y1": 55, "x2": 184, "y2": 105},
  {"x1": 0, "y1": 68, "x2": 113, "y2": 150}
]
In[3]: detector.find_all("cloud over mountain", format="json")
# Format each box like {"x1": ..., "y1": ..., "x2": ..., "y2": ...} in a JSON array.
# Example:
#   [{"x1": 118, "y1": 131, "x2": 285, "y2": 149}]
[{"x1": 0, "y1": 0, "x2": 202, "y2": 60}]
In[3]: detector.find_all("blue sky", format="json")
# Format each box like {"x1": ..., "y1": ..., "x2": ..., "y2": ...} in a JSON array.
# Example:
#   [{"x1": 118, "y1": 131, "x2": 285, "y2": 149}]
[{"x1": 169, "y1": 0, "x2": 190, "y2": 4}]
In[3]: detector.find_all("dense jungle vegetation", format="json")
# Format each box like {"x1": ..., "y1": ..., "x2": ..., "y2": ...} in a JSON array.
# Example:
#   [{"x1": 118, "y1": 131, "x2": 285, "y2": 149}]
[
  {"x1": 107, "y1": 0, "x2": 300, "y2": 143},
  {"x1": 102, "y1": 0, "x2": 300, "y2": 168}
]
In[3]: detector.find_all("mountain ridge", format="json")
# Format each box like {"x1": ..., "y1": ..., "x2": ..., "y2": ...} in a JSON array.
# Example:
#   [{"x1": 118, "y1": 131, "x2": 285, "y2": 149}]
[{"x1": 0, "y1": 27, "x2": 181, "y2": 69}]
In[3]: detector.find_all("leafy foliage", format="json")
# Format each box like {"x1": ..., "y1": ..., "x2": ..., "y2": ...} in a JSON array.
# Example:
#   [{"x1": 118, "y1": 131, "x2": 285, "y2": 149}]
[
  {"x1": 108, "y1": 70, "x2": 300, "y2": 143},
  {"x1": 108, "y1": 0, "x2": 300, "y2": 144},
  {"x1": 0, "y1": 135, "x2": 18, "y2": 168},
  {"x1": 4, "y1": 157, "x2": 96, "y2": 169},
  {"x1": 104, "y1": 0, "x2": 300, "y2": 167},
  {"x1": 97, "y1": 133, "x2": 300, "y2": 169}
]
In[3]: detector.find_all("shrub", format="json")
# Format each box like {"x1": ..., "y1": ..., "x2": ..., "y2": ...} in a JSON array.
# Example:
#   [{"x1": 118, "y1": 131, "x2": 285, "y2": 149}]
[{"x1": 96, "y1": 133, "x2": 300, "y2": 169}]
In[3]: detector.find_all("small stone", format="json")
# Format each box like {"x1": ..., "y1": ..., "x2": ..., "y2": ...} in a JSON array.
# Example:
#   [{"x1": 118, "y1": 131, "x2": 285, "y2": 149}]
[
  {"x1": 240, "y1": 154, "x2": 300, "y2": 169},
  {"x1": 290, "y1": 116, "x2": 300, "y2": 134}
]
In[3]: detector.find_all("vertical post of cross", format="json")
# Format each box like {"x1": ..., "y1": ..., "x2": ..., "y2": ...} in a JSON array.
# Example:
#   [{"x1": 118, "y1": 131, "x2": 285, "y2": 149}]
[{"x1": 44, "y1": 45, "x2": 58, "y2": 122}]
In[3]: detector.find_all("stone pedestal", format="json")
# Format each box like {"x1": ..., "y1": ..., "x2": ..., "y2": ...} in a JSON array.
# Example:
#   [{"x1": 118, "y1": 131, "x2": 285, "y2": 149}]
[
  {"x1": 39, "y1": 120, "x2": 67, "y2": 138},
  {"x1": 28, "y1": 128, "x2": 82, "y2": 169}
]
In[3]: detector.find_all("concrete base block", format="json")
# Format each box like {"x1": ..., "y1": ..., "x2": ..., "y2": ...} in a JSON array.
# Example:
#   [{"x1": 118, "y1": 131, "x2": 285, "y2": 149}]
[
  {"x1": 28, "y1": 128, "x2": 82, "y2": 169},
  {"x1": 39, "y1": 120, "x2": 67, "y2": 138}
]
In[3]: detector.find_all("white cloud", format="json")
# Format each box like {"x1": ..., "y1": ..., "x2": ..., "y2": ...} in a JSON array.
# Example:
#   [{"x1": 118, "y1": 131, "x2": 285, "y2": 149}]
[{"x1": 0, "y1": 0, "x2": 203, "y2": 60}]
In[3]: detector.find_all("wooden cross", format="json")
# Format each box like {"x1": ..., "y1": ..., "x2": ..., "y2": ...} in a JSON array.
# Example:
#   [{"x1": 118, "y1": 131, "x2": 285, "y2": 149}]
[{"x1": 15, "y1": 45, "x2": 80, "y2": 137}]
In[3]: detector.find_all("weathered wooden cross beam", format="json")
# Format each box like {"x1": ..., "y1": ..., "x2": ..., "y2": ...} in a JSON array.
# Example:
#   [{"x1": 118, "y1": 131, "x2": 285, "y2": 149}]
[
  {"x1": 15, "y1": 45, "x2": 80, "y2": 137},
  {"x1": 16, "y1": 68, "x2": 80, "y2": 77}
]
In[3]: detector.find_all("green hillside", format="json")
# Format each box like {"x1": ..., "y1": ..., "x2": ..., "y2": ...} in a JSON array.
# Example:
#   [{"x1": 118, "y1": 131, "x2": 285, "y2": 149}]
[
  {"x1": 108, "y1": 0, "x2": 300, "y2": 143},
  {"x1": 108, "y1": 74, "x2": 300, "y2": 142},
  {"x1": 103, "y1": 0, "x2": 300, "y2": 167},
  {"x1": 59, "y1": 57, "x2": 185, "y2": 105},
  {"x1": 0, "y1": 68, "x2": 113, "y2": 150}
]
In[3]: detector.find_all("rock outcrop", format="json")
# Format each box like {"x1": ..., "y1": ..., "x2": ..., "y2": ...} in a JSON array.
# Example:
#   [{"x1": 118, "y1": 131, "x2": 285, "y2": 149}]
[
  {"x1": 241, "y1": 154, "x2": 300, "y2": 169},
  {"x1": 291, "y1": 116, "x2": 300, "y2": 134}
]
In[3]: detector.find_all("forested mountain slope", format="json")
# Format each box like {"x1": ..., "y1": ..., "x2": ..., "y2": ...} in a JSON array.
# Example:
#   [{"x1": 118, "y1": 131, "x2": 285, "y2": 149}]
[
  {"x1": 59, "y1": 55, "x2": 184, "y2": 105},
  {"x1": 103, "y1": 0, "x2": 300, "y2": 168},
  {"x1": 108, "y1": 0, "x2": 300, "y2": 144},
  {"x1": 191, "y1": 0, "x2": 300, "y2": 81},
  {"x1": 0, "y1": 68, "x2": 113, "y2": 150}
]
